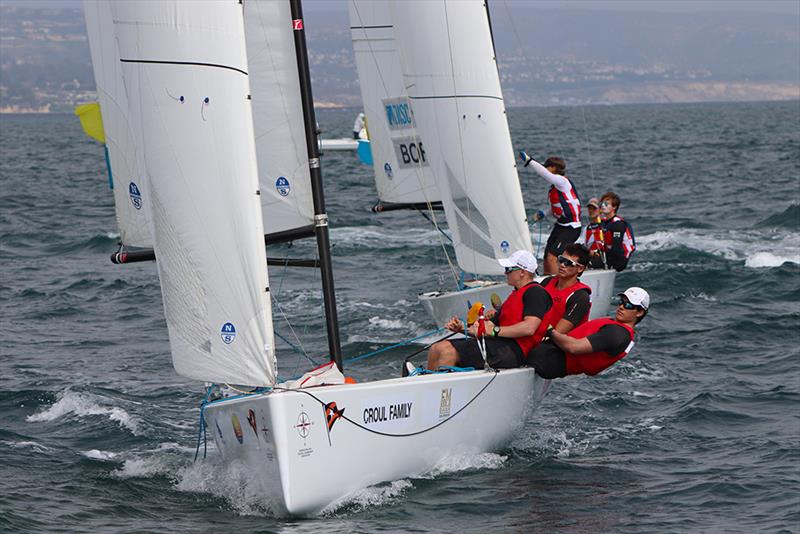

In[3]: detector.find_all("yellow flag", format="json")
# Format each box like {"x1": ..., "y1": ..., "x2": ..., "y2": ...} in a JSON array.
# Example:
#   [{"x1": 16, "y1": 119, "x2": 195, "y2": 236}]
[{"x1": 74, "y1": 102, "x2": 105, "y2": 144}]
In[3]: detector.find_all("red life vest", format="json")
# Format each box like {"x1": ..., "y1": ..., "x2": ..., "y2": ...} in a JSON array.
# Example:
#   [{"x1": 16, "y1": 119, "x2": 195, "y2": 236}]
[
  {"x1": 564, "y1": 318, "x2": 635, "y2": 376},
  {"x1": 498, "y1": 282, "x2": 543, "y2": 356},
  {"x1": 541, "y1": 276, "x2": 592, "y2": 331},
  {"x1": 585, "y1": 221, "x2": 604, "y2": 253},
  {"x1": 548, "y1": 176, "x2": 581, "y2": 225}
]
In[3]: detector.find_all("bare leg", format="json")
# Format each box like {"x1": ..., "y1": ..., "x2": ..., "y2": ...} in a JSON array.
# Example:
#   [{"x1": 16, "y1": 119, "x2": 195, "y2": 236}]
[
  {"x1": 543, "y1": 251, "x2": 558, "y2": 275},
  {"x1": 427, "y1": 341, "x2": 460, "y2": 370}
]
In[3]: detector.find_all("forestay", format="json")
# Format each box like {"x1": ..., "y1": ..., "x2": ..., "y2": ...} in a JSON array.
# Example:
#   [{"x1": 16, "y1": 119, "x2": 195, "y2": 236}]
[
  {"x1": 390, "y1": 0, "x2": 531, "y2": 275},
  {"x1": 244, "y1": 1, "x2": 315, "y2": 241},
  {"x1": 111, "y1": 0, "x2": 276, "y2": 386},
  {"x1": 83, "y1": 0, "x2": 152, "y2": 248},
  {"x1": 348, "y1": 0, "x2": 440, "y2": 207}
]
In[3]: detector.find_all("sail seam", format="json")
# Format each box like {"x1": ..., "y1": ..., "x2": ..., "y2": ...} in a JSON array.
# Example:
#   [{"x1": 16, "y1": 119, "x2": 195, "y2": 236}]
[
  {"x1": 119, "y1": 59, "x2": 248, "y2": 76},
  {"x1": 409, "y1": 94, "x2": 503, "y2": 101}
]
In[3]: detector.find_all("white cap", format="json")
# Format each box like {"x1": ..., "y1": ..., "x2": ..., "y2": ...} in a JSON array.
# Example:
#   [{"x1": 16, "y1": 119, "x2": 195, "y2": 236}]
[
  {"x1": 618, "y1": 287, "x2": 650, "y2": 310},
  {"x1": 498, "y1": 250, "x2": 537, "y2": 274}
]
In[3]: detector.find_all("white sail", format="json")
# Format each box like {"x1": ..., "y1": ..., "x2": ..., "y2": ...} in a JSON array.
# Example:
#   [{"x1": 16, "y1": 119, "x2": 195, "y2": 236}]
[
  {"x1": 111, "y1": 0, "x2": 276, "y2": 386},
  {"x1": 348, "y1": 0, "x2": 440, "y2": 207},
  {"x1": 82, "y1": 0, "x2": 152, "y2": 248},
  {"x1": 244, "y1": 1, "x2": 315, "y2": 240},
  {"x1": 390, "y1": 0, "x2": 531, "y2": 275}
]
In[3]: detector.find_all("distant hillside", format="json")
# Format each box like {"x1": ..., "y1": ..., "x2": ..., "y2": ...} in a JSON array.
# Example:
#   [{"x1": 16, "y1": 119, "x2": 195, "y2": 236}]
[{"x1": 0, "y1": 4, "x2": 797, "y2": 112}]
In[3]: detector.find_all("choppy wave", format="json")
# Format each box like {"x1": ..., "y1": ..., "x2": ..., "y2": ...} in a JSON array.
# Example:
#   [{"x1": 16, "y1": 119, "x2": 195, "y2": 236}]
[
  {"x1": 637, "y1": 228, "x2": 800, "y2": 267},
  {"x1": 755, "y1": 204, "x2": 800, "y2": 229},
  {"x1": 26, "y1": 389, "x2": 141, "y2": 435}
]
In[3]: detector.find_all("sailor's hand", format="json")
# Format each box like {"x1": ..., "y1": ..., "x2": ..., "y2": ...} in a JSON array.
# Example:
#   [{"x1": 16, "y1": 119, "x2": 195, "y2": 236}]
[
  {"x1": 532, "y1": 210, "x2": 545, "y2": 222},
  {"x1": 518, "y1": 150, "x2": 532, "y2": 167},
  {"x1": 445, "y1": 316, "x2": 464, "y2": 333},
  {"x1": 467, "y1": 320, "x2": 479, "y2": 337},
  {"x1": 485, "y1": 308, "x2": 497, "y2": 320}
]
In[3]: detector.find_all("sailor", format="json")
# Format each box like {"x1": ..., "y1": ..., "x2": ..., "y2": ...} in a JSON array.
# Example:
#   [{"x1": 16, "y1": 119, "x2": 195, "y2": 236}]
[
  {"x1": 518, "y1": 151, "x2": 582, "y2": 275},
  {"x1": 539, "y1": 243, "x2": 592, "y2": 334},
  {"x1": 527, "y1": 287, "x2": 649, "y2": 379},
  {"x1": 353, "y1": 112, "x2": 366, "y2": 140},
  {"x1": 599, "y1": 191, "x2": 636, "y2": 272},
  {"x1": 584, "y1": 197, "x2": 606, "y2": 269},
  {"x1": 426, "y1": 250, "x2": 551, "y2": 371}
]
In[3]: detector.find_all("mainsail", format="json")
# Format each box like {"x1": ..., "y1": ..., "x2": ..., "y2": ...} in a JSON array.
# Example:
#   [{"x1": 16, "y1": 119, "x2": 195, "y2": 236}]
[
  {"x1": 348, "y1": 0, "x2": 440, "y2": 210},
  {"x1": 111, "y1": 0, "x2": 276, "y2": 385},
  {"x1": 83, "y1": 0, "x2": 152, "y2": 248},
  {"x1": 390, "y1": 0, "x2": 531, "y2": 275}
]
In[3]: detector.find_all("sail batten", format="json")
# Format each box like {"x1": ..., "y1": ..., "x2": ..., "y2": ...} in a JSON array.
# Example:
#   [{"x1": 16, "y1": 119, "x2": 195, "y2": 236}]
[
  {"x1": 110, "y1": 0, "x2": 276, "y2": 386},
  {"x1": 390, "y1": 0, "x2": 532, "y2": 276}
]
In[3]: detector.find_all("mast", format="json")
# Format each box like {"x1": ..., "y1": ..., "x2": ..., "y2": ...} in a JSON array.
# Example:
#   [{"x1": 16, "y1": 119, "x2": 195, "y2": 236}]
[{"x1": 289, "y1": 0, "x2": 343, "y2": 370}]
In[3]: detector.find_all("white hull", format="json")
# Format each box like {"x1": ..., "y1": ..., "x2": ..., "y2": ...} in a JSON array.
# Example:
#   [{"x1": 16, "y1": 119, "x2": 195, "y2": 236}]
[
  {"x1": 204, "y1": 367, "x2": 546, "y2": 515},
  {"x1": 419, "y1": 269, "x2": 617, "y2": 327},
  {"x1": 319, "y1": 138, "x2": 358, "y2": 151}
]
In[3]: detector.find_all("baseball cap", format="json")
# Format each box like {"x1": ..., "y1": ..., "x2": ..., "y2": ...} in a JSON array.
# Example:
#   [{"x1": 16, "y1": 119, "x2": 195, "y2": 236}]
[
  {"x1": 498, "y1": 250, "x2": 537, "y2": 274},
  {"x1": 587, "y1": 197, "x2": 600, "y2": 208},
  {"x1": 618, "y1": 287, "x2": 650, "y2": 310}
]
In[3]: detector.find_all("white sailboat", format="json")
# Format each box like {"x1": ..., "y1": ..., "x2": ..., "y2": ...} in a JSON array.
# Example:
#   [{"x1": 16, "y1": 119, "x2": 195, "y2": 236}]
[
  {"x1": 99, "y1": 0, "x2": 548, "y2": 516},
  {"x1": 350, "y1": 0, "x2": 617, "y2": 326},
  {"x1": 82, "y1": 0, "x2": 319, "y2": 265}
]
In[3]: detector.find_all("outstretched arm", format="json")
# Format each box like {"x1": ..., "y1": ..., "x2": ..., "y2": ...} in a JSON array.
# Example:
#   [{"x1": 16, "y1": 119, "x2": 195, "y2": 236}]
[{"x1": 520, "y1": 153, "x2": 572, "y2": 192}]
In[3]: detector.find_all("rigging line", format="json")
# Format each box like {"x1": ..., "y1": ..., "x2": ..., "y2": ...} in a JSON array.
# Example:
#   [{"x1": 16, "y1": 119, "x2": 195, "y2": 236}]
[
  {"x1": 500, "y1": 0, "x2": 597, "y2": 195},
  {"x1": 580, "y1": 106, "x2": 598, "y2": 194},
  {"x1": 351, "y1": 0, "x2": 459, "y2": 286},
  {"x1": 271, "y1": 369, "x2": 500, "y2": 438}
]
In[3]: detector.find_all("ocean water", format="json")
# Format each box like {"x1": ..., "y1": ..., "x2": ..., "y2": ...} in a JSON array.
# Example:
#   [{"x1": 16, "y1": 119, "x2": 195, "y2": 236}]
[{"x1": 1, "y1": 101, "x2": 798, "y2": 533}]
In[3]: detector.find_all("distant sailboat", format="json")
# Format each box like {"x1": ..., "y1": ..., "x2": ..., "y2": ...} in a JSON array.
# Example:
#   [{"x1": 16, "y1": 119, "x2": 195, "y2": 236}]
[
  {"x1": 93, "y1": 0, "x2": 549, "y2": 516},
  {"x1": 350, "y1": 0, "x2": 616, "y2": 326}
]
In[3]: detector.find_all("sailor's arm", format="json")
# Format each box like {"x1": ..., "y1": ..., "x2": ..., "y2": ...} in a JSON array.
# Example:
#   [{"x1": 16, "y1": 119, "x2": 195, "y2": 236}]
[
  {"x1": 526, "y1": 159, "x2": 572, "y2": 192},
  {"x1": 548, "y1": 328, "x2": 593, "y2": 354},
  {"x1": 481, "y1": 316, "x2": 542, "y2": 338}
]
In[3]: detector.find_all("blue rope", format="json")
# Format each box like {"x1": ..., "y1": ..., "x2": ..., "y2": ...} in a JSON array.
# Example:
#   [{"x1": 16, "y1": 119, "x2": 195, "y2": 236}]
[{"x1": 193, "y1": 384, "x2": 215, "y2": 462}]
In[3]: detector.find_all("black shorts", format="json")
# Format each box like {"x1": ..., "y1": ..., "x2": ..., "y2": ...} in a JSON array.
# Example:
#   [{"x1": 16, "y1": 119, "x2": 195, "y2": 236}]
[
  {"x1": 526, "y1": 340, "x2": 567, "y2": 379},
  {"x1": 449, "y1": 337, "x2": 524, "y2": 369},
  {"x1": 545, "y1": 225, "x2": 581, "y2": 256}
]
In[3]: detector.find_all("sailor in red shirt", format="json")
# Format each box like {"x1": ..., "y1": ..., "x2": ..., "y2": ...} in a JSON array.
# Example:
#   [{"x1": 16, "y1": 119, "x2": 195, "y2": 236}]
[
  {"x1": 527, "y1": 287, "x2": 650, "y2": 378},
  {"x1": 426, "y1": 250, "x2": 551, "y2": 371}
]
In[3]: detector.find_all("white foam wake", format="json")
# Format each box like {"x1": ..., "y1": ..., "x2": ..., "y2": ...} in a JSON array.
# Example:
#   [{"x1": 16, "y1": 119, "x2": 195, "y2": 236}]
[
  {"x1": 26, "y1": 389, "x2": 141, "y2": 434},
  {"x1": 637, "y1": 229, "x2": 799, "y2": 268}
]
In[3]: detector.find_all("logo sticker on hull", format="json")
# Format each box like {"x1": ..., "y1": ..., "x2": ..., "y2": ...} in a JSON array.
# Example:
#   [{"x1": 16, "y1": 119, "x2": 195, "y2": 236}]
[
  {"x1": 323, "y1": 401, "x2": 345, "y2": 445},
  {"x1": 440, "y1": 388, "x2": 452, "y2": 418},
  {"x1": 247, "y1": 409, "x2": 259, "y2": 439},
  {"x1": 231, "y1": 414, "x2": 243, "y2": 444}
]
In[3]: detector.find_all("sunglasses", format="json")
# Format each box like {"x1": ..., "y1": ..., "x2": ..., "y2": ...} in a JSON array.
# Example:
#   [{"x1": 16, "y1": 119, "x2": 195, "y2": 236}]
[
  {"x1": 557, "y1": 255, "x2": 583, "y2": 268},
  {"x1": 618, "y1": 299, "x2": 643, "y2": 311},
  {"x1": 600, "y1": 201, "x2": 610, "y2": 208},
  {"x1": 504, "y1": 266, "x2": 521, "y2": 274}
]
